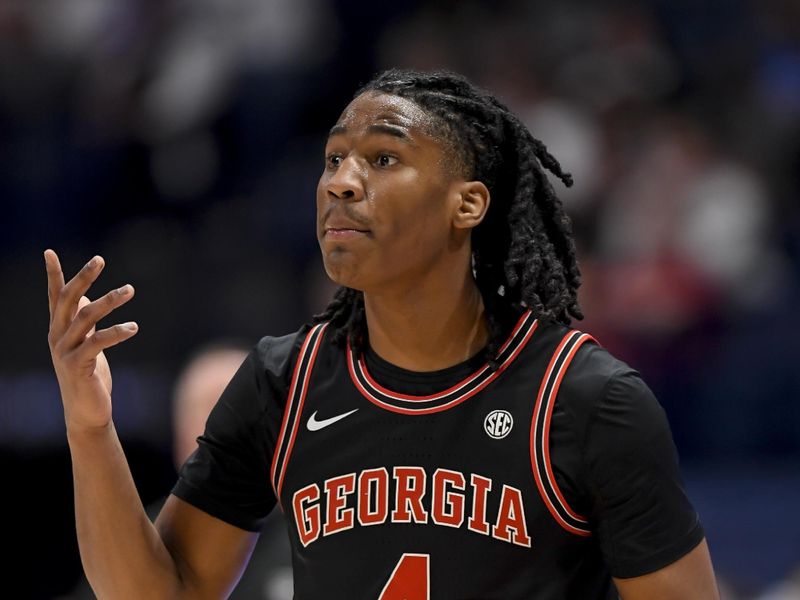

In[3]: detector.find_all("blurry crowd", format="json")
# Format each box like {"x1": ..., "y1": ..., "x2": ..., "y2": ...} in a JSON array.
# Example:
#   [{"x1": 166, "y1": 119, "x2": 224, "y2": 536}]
[{"x1": 1, "y1": 1, "x2": 798, "y2": 598}]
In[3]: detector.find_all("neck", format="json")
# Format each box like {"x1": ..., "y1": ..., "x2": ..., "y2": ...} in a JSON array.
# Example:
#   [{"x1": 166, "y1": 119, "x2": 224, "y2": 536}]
[{"x1": 362, "y1": 266, "x2": 489, "y2": 372}]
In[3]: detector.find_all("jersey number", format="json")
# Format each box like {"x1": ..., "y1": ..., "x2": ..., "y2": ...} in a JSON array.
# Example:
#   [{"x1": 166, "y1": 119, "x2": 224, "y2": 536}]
[{"x1": 379, "y1": 553, "x2": 430, "y2": 600}]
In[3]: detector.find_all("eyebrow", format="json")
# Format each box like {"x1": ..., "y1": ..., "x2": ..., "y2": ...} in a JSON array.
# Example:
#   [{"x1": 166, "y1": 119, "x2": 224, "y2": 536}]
[{"x1": 327, "y1": 123, "x2": 419, "y2": 147}]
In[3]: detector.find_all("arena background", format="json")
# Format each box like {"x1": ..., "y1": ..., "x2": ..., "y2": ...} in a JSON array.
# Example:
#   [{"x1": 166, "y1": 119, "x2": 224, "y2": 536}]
[{"x1": 1, "y1": 1, "x2": 799, "y2": 598}]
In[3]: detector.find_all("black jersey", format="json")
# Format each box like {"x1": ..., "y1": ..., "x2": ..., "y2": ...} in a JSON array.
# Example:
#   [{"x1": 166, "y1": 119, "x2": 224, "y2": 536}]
[{"x1": 174, "y1": 312, "x2": 704, "y2": 599}]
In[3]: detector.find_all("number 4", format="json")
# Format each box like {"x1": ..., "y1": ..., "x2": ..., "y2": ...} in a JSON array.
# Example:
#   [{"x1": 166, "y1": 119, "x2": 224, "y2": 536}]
[{"x1": 379, "y1": 553, "x2": 430, "y2": 600}]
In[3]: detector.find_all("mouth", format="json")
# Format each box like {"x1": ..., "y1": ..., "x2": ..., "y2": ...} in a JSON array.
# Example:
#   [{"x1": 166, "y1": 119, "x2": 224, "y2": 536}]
[
  {"x1": 323, "y1": 227, "x2": 371, "y2": 240},
  {"x1": 323, "y1": 215, "x2": 371, "y2": 235}
]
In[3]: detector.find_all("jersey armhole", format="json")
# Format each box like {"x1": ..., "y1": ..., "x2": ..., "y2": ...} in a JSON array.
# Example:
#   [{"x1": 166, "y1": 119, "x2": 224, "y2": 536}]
[
  {"x1": 529, "y1": 330, "x2": 596, "y2": 536},
  {"x1": 270, "y1": 323, "x2": 329, "y2": 505}
]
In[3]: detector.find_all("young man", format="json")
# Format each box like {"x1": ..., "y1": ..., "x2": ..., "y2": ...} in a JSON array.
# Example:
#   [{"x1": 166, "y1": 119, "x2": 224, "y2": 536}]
[{"x1": 46, "y1": 69, "x2": 718, "y2": 599}]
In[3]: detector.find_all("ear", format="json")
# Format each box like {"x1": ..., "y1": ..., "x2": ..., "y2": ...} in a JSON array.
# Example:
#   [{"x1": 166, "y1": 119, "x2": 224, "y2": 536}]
[{"x1": 452, "y1": 181, "x2": 490, "y2": 230}]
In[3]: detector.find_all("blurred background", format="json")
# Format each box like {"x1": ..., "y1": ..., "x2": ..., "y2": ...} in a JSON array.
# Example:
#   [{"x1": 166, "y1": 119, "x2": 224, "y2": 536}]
[{"x1": 1, "y1": 0, "x2": 798, "y2": 598}]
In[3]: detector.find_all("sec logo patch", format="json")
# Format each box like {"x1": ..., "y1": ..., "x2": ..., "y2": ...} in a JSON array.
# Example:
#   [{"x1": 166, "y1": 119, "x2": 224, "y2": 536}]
[{"x1": 484, "y1": 410, "x2": 514, "y2": 439}]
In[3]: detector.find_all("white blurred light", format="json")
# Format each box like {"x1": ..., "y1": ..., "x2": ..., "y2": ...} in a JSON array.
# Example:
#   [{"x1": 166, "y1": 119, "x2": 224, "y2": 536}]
[
  {"x1": 678, "y1": 164, "x2": 769, "y2": 287},
  {"x1": 524, "y1": 101, "x2": 601, "y2": 209},
  {"x1": 139, "y1": 31, "x2": 236, "y2": 141}
]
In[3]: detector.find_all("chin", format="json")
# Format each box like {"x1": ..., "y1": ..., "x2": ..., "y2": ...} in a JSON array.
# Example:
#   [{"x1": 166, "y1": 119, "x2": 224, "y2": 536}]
[{"x1": 322, "y1": 253, "x2": 366, "y2": 291}]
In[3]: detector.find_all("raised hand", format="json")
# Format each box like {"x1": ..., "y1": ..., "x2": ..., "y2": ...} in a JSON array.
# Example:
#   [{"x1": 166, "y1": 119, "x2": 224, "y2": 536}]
[{"x1": 45, "y1": 250, "x2": 139, "y2": 432}]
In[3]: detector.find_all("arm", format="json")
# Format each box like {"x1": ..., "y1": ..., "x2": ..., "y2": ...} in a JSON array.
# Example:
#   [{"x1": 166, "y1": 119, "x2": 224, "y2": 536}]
[
  {"x1": 614, "y1": 538, "x2": 719, "y2": 600},
  {"x1": 46, "y1": 250, "x2": 254, "y2": 599},
  {"x1": 156, "y1": 495, "x2": 259, "y2": 598},
  {"x1": 555, "y1": 346, "x2": 718, "y2": 596}
]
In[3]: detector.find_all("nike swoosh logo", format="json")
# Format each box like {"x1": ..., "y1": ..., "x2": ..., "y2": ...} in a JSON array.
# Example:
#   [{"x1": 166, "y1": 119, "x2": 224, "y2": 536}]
[{"x1": 306, "y1": 408, "x2": 359, "y2": 432}]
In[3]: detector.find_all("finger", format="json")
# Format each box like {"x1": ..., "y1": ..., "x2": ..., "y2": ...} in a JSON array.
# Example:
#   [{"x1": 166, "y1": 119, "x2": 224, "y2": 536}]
[
  {"x1": 62, "y1": 286, "x2": 135, "y2": 350},
  {"x1": 44, "y1": 249, "x2": 66, "y2": 325},
  {"x1": 52, "y1": 255, "x2": 105, "y2": 333},
  {"x1": 78, "y1": 296, "x2": 97, "y2": 337},
  {"x1": 74, "y1": 321, "x2": 139, "y2": 360}
]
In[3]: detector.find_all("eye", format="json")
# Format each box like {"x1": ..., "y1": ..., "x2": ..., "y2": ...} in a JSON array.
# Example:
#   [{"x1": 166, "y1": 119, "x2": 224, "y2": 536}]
[
  {"x1": 376, "y1": 153, "x2": 398, "y2": 168},
  {"x1": 326, "y1": 153, "x2": 343, "y2": 169}
]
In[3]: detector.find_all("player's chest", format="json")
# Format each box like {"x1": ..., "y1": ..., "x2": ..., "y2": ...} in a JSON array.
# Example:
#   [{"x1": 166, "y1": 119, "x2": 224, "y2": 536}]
[
  {"x1": 287, "y1": 356, "x2": 538, "y2": 472},
  {"x1": 276, "y1": 364, "x2": 544, "y2": 551}
]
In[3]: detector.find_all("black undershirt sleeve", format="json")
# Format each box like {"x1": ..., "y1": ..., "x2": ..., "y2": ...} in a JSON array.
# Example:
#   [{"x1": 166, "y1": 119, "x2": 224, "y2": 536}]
[
  {"x1": 171, "y1": 328, "x2": 306, "y2": 532},
  {"x1": 551, "y1": 344, "x2": 705, "y2": 578}
]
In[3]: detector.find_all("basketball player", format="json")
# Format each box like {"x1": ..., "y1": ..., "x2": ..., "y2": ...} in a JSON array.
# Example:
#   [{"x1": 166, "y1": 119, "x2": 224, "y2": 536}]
[{"x1": 45, "y1": 69, "x2": 719, "y2": 598}]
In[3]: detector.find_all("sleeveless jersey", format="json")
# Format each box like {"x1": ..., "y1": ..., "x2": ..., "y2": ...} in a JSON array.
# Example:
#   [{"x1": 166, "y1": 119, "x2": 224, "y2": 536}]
[{"x1": 270, "y1": 311, "x2": 616, "y2": 599}]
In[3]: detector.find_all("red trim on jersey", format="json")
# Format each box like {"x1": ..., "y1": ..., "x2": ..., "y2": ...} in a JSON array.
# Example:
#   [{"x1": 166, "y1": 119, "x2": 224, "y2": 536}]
[
  {"x1": 359, "y1": 361, "x2": 491, "y2": 403},
  {"x1": 272, "y1": 323, "x2": 328, "y2": 500},
  {"x1": 543, "y1": 333, "x2": 596, "y2": 525},
  {"x1": 348, "y1": 313, "x2": 539, "y2": 415},
  {"x1": 530, "y1": 332, "x2": 576, "y2": 530},
  {"x1": 355, "y1": 310, "x2": 533, "y2": 403},
  {"x1": 277, "y1": 323, "x2": 328, "y2": 497},
  {"x1": 530, "y1": 330, "x2": 594, "y2": 536},
  {"x1": 270, "y1": 325, "x2": 319, "y2": 499}
]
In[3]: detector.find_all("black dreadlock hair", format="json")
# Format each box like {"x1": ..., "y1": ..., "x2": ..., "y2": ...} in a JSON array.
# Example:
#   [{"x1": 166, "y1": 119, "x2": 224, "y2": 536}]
[{"x1": 314, "y1": 69, "x2": 583, "y2": 367}]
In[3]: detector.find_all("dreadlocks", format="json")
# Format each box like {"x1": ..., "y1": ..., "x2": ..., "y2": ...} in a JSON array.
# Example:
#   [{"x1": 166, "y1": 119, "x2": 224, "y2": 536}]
[{"x1": 314, "y1": 68, "x2": 583, "y2": 366}]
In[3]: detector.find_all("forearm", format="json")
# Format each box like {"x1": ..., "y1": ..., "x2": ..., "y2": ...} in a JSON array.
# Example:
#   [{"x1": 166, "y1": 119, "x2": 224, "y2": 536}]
[
  {"x1": 68, "y1": 421, "x2": 185, "y2": 599},
  {"x1": 46, "y1": 251, "x2": 243, "y2": 598}
]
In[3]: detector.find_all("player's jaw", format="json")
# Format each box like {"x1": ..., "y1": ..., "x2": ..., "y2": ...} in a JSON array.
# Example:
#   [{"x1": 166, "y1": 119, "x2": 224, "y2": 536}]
[{"x1": 316, "y1": 194, "x2": 376, "y2": 289}]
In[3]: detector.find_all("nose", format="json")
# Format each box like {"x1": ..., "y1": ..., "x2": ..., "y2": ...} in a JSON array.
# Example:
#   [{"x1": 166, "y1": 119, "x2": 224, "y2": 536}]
[{"x1": 326, "y1": 156, "x2": 365, "y2": 202}]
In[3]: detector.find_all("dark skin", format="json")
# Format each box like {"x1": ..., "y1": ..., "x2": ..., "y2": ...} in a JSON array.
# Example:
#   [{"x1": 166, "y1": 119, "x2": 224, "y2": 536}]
[
  {"x1": 44, "y1": 90, "x2": 718, "y2": 599},
  {"x1": 317, "y1": 91, "x2": 492, "y2": 371}
]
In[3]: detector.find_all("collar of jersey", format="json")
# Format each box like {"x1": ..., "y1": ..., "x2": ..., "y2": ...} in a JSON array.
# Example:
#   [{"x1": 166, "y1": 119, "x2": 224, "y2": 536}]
[{"x1": 347, "y1": 310, "x2": 538, "y2": 414}]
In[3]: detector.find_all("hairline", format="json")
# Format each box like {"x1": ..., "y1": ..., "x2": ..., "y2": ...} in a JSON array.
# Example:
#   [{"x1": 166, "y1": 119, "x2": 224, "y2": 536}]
[{"x1": 348, "y1": 89, "x2": 475, "y2": 180}]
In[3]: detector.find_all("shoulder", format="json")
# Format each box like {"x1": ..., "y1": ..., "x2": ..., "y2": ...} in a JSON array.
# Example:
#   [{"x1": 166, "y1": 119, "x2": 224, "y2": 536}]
[
  {"x1": 212, "y1": 324, "x2": 320, "y2": 414},
  {"x1": 252, "y1": 325, "x2": 312, "y2": 374},
  {"x1": 250, "y1": 322, "x2": 334, "y2": 384},
  {"x1": 551, "y1": 328, "x2": 662, "y2": 438},
  {"x1": 562, "y1": 333, "x2": 638, "y2": 393},
  {"x1": 530, "y1": 319, "x2": 646, "y2": 403}
]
